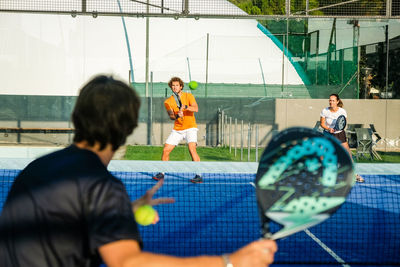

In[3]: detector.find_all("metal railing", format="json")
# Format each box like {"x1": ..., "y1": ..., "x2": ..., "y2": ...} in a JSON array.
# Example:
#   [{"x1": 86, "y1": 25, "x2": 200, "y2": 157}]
[
  {"x1": 218, "y1": 109, "x2": 260, "y2": 162},
  {"x1": 0, "y1": 0, "x2": 398, "y2": 19}
]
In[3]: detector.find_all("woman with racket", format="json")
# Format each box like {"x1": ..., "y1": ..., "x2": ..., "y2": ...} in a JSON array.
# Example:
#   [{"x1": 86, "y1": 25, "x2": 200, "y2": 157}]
[{"x1": 320, "y1": 93, "x2": 364, "y2": 182}]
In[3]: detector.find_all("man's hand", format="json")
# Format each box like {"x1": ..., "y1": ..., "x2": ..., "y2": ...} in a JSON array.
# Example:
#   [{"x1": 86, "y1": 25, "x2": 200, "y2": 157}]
[
  {"x1": 131, "y1": 179, "x2": 175, "y2": 214},
  {"x1": 229, "y1": 239, "x2": 277, "y2": 267},
  {"x1": 177, "y1": 110, "x2": 184, "y2": 119}
]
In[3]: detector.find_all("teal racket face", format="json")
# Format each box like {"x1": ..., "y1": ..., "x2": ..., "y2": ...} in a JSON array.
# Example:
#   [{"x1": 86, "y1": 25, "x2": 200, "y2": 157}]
[
  {"x1": 255, "y1": 127, "x2": 354, "y2": 240},
  {"x1": 334, "y1": 115, "x2": 347, "y2": 131}
]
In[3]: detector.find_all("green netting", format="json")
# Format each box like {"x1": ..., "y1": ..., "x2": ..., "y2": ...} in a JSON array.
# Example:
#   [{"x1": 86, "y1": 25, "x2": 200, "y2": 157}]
[
  {"x1": 132, "y1": 18, "x2": 361, "y2": 100},
  {"x1": 132, "y1": 82, "x2": 312, "y2": 98}
]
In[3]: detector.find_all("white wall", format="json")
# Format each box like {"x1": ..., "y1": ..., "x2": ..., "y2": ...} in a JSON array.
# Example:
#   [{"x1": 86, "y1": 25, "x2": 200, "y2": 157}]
[{"x1": 0, "y1": 13, "x2": 304, "y2": 96}]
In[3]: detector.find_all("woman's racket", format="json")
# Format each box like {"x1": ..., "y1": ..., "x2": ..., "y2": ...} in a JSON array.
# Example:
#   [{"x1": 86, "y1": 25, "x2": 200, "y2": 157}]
[
  {"x1": 333, "y1": 115, "x2": 347, "y2": 131},
  {"x1": 255, "y1": 127, "x2": 354, "y2": 240}
]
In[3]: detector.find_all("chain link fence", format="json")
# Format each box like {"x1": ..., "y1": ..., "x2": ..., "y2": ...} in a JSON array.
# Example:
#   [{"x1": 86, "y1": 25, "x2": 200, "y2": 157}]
[
  {"x1": 0, "y1": 0, "x2": 399, "y2": 18},
  {"x1": 0, "y1": 0, "x2": 400, "y2": 152}
]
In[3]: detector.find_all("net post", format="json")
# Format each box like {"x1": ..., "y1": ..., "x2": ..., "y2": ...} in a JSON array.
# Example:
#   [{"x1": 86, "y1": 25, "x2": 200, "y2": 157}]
[
  {"x1": 221, "y1": 110, "x2": 225, "y2": 146},
  {"x1": 229, "y1": 117, "x2": 232, "y2": 153},
  {"x1": 386, "y1": 0, "x2": 392, "y2": 17},
  {"x1": 145, "y1": 0, "x2": 150, "y2": 97},
  {"x1": 285, "y1": 0, "x2": 291, "y2": 16},
  {"x1": 248, "y1": 123, "x2": 251, "y2": 161},
  {"x1": 147, "y1": 71, "x2": 153, "y2": 145},
  {"x1": 186, "y1": 57, "x2": 191, "y2": 81},
  {"x1": 182, "y1": 0, "x2": 189, "y2": 15},
  {"x1": 306, "y1": 0, "x2": 309, "y2": 15},
  {"x1": 234, "y1": 118, "x2": 237, "y2": 157},
  {"x1": 281, "y1": 34, "x2": 285, "y2": 94},
  {"x1": 82, "y1": 0, "x2": 87, "y2": 13},
  {"x1": 218, "y1": 109, "x2": 221, "y2": 146},
  {"x1": 256, "y1": 125, "x2": 259, "y2": 162},
  {"x1": 241, "y1": 120, "x2": 244, "y2": 161},
  {"x1": 17, "y1": 119, "x2": 21, "y2": 144},
  {"x1": 225, "y1": 114, "x2": 228, "y2": 147},
  {"x1": 205, "y1": 33, "x2": 209, "y2": 98}
]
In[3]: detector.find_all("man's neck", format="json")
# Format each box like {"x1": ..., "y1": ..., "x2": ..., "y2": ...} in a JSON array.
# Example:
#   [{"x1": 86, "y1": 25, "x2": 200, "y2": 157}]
[{"x1": 74, "y1": 141, "x2": 115, "y2": 166}]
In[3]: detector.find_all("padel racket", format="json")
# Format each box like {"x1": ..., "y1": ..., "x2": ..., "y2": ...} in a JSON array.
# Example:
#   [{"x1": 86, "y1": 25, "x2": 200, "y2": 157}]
[
  {"x1": 255, "y1": 127, "x2": 354, "y2": 240},
  {"x1": 172, "y1": 92, "x2": 182, "y2": 110},
  {"x1": 333, "y1": 115, "x2": 347, "y2": 131}
]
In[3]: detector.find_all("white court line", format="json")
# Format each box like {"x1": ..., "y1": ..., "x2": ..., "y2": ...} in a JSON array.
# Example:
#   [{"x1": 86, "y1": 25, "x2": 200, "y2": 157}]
[
  {"x1": 358, "y1": 184, "x2": 400, "y2": 186},
  {"x1": 122, "y1": 181, "x2": 253, "y2": 185},
  {"x1": 250, "y1": 182, "x2": 399, "y2": 187},
  {"x1": 304, "y1": 229, "x2": 350, "y2": 267}
]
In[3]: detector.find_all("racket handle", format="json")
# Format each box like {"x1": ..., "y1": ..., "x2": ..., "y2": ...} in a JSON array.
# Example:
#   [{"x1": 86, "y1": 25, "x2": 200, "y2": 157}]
[
  {"x1": 221, "y1": 254, "x2": 233, "y2": 267},
  {"x1": 260, "y1": 215, "x2": 272, "y2": 239},
  {"x1": 175, "y1": 111, "x2": 183, "y2": 120},
  {"x1": 262, "y1": 225, "x2": 273, "y2": 240}
]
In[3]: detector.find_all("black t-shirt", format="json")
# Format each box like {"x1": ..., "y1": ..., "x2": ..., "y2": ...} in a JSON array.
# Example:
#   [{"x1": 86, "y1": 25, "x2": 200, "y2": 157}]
[{"x1": 0, "y1": 145, "x2": 142, "y2": 267}]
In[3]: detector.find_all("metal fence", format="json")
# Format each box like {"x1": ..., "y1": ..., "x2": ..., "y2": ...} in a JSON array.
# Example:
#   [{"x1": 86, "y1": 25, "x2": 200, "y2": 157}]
[
  {"x1": 0, "y1": 0, "x2": 398, "y2": 18},
  {"x1": 1, "y1": 1, "x2": 400, "y2": 100},
  {"x1": 1, "y1": 0, "x2": 400, "y2": 154}
]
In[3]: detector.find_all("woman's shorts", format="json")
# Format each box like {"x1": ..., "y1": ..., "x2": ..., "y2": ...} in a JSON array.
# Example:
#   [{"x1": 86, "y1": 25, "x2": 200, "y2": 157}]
[{"x1": 332, "y1": 130, "x2": 347, "y2": 143}]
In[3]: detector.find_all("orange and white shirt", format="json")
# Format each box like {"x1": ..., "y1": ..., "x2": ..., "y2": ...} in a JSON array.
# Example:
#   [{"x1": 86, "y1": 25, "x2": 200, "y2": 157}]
[{"x1": 164, "y1": 92, "x2": 197, "y2": 131}]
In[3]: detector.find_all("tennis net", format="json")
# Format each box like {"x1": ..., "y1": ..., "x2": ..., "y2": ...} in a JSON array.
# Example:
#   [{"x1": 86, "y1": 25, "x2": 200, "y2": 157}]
[{"x1": 0, "y1": 163, "x2": 399, "y2": 266}]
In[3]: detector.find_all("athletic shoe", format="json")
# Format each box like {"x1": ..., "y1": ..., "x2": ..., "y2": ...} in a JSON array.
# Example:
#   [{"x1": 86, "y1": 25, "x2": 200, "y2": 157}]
[
  {"x1": 152, "y1": 172, "x2": 164, "y2": 181},
  {"x1": 190, "y1": 174, "x2": 203, "y2": 184},
  {"x1": 356, "y1": 174, "x2": 364, "y2": 183}
]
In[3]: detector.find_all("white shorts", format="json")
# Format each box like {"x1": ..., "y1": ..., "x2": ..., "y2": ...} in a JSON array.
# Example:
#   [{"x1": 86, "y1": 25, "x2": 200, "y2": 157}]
[{"x1": 165, "y1": 128, "x2": 198, "y2": 146}]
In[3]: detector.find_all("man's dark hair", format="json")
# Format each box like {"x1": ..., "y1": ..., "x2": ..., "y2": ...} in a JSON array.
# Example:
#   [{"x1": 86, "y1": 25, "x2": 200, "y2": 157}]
[{"x1": 72, "y1": 75, "x2": 141, "y2": 151}]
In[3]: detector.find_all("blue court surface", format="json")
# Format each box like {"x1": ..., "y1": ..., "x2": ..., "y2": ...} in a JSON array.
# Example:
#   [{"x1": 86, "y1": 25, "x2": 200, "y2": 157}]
[{"x1": 0, "y1": 161, "x2": 399, "y2": 266}]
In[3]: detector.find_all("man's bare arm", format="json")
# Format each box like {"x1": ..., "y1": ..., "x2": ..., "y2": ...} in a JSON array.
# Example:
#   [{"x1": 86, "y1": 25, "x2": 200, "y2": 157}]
[
  {"x1": 167, "y1": 109, "x2": 178, "y2": 120},
  {"x1": 184, "y1": 102, "x2": 198, "y2": 113},
  {"x1": 100, "y1": 239, "x2": 277, "y2": 267}
]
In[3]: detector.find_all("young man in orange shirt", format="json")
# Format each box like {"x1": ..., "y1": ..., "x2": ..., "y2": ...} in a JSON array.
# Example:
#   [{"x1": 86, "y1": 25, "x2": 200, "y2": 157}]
[
  {"x1": 153, "y1": 77, "x2": 202, "y2": 183},
  {"x1": 0, "y1": 75, "x2": 278, "y2": 267}
]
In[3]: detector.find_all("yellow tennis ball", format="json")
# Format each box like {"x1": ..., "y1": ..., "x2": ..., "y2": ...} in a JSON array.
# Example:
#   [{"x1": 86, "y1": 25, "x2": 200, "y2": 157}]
[
  {"x1": 188, "y1": 81, "x2": 198, "y2": 90},
  {"x1": 134, "y1": 205, "x2": 156, "y2": 226}
]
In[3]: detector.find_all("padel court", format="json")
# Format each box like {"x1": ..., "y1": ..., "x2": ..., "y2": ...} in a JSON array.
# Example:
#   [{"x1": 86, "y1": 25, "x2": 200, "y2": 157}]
[{"x1": 0, "y1": 160, "x2": 399, "y2": 266}]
